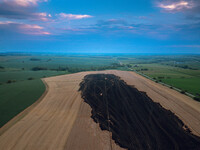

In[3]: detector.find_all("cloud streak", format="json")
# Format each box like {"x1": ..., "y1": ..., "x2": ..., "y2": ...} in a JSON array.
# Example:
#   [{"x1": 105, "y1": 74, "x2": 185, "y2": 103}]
[
  {"x1": 0, "y1": 21, "x2": 50, "y2": 35},
  {"x1": 31, "y1": 12, "x2": 51, "y2": 21},
  {"x1": 58, "y1": 13, "x2": 93, "y2": 20},
  {"x1": 156, "y1": 0, "x2": 195, "y2": 12},
  {"x1": 3, "y1": 0, "x2": 48, "y2": 7},
  {"x1": 158, "y1": 1, "x2": 193, "y2": 11}
]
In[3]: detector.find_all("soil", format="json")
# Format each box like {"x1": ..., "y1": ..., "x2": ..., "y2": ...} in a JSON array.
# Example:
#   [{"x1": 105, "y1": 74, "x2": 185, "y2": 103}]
[{"x1": 79, "y1": 74, "x2": 200, "y2": 150}]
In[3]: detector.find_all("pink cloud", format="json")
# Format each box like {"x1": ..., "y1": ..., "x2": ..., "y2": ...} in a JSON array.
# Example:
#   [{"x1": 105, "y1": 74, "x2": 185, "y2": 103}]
[
  {"x1": 0, "y1": 21, "x2": 50, "y2": 35},
  {"x1": 32, "y1": 12, "x2": 51, "y2": 21},
  {"x1": 58, "y1": 13, "x2": 93, "y2": 20},
  {"x1": 0, "y1": 0, "x2": 51, "y2": 21},
  {"x1": 21, "y1": 24, "x2": 43, "y2": 29},
  {"x1": 3, "y1": 0, "x2": 48, "y2": 7},
  {"x1": 0, "y1": 21, "x2": 14, "y2": 24},
  {"x1": 158, "y1": 1, "x2": 194, "y2": 12},
  {"x1": 19, "y1": 24, "x2": 50, "y2": 35},
  {"x1": 128, "y1": 26, "x2": 134, "y2": 29}
]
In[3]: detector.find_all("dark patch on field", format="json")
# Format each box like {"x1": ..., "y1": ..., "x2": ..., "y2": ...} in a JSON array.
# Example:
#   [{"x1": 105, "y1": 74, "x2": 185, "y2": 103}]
[
  {"x1": 30, "y1": 58, "x2": 41, "y2": 61},
  {"x1": 79, "y1": 74, "x2": 200, "y2": 150}
]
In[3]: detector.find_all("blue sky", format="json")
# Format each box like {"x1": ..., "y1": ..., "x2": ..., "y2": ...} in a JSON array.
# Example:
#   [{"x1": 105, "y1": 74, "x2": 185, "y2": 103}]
[{"x1": 0, "y1": 0, "x2": 200, "y2": 53}]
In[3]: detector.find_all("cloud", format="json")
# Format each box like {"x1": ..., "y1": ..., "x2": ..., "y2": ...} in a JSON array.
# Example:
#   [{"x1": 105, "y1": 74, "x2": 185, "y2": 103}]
[
  {"x1": 156, "y1": 0, "x2": 200, "y2": 22},
  {"x1": 93, "y1": 19, "x2": 166, "y2": 34},
  {"x1": 81, "y1": 19, "x2": 167, "y2": 38},
  {"x1": 93, "y1": 19, "x2": 135, "y2": 30},
  {"x1": 58, "y1": 13, "x2": 93, "y2": 20},
  {"x1": 20, "y1": 24, "x2": 50, "y2": 35},
  {"x1": 96, "y1": 19, "x2": 127, "y2": 26},
  {"x1": 158, "y1": 1, "x2": 194, "y2": 11},
  {"x1": 3, "y1": 0, "x2": 47, "y2": 7},
  {"x1": 0, "y1": 0, "x2": 50, "y2": 20},
  {"x1": 31, "y1": 12, "x2": 51, "y2": 21},
  {"x1": 80, "y1": 18, "x2": 200, "y2": 40},
  {"x1": 0, "y1": 21, "x2": 50, "y2": 35}
]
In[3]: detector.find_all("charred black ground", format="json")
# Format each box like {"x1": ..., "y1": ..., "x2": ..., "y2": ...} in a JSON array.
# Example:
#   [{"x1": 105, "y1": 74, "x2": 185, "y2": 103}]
[{"x1": 79, "y1": 74, "x2": 200, "y2": 150}]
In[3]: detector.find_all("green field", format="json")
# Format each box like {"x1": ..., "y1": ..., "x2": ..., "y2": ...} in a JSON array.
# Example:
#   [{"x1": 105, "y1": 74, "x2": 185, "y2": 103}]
[
  {"x1": 0, "y1": 53, "x2": 200, "y2": 127},
  {"x1": 118, "y1": 55, "x2": 200, "y2": 98},
  {"x1": 0, "y1": 79, "x2": 45, "y2": 127},
  {"x1": 129, "y1": 64, "x2": 200, "y2": 95},
  {"x1": 0, "y1": 54, "x2": 122, "y2": 127}
]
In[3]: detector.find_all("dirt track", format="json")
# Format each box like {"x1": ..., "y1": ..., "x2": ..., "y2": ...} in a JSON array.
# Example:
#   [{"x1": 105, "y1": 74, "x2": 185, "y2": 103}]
[{"x1": 0, "y1": 70, "x2": 200, "y2": 150}]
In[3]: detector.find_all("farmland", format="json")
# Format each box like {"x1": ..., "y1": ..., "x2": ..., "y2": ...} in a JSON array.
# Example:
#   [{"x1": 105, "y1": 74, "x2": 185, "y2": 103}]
[
  {"x1": 0, "y1": 79, "x2": 45, "y2": 127},
  {"x1": 79, "y1": 74, "x2": 200, "y2": 149},
  {"x1": 118, "y1": 55, "x2": 200, "y2": 98},
  {"x1": 131, "y1": 64, "x2": 200, "y2": 95},
  {"x1": 0, "y1": 70, "x2": 200, "y2": 150},
  {"x1": 0, "y1": 54, "x2": 121, "y2": 127},
  {"x1": 0, "y1": 53, "x2": 200, "y2": 128}
]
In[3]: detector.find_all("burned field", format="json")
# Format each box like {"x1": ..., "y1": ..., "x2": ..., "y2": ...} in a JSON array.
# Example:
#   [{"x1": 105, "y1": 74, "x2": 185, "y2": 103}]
[{"x1": 79, "y1": 74, "x2": 200, "y2": 150}]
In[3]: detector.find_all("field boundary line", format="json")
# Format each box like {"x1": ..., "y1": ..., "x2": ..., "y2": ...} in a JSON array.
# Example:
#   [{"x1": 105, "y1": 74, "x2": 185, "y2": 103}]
[
  {"x1": 130, "y1": 69, "x2": 196, "y2": 98},
  {"x1": 0, "y1": 78, "x2": 49, "y2": 136}
]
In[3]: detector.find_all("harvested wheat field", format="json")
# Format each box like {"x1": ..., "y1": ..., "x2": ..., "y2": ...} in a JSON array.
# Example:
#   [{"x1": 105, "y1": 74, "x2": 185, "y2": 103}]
[{"x1": 0, "y1": 70, "x2": 200, "y2": 150}]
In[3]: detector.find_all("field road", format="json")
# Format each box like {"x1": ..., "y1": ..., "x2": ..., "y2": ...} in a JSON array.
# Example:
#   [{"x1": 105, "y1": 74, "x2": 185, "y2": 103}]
[{"x1": 0, "y1": 70, "x2": 200, "y2": 150}]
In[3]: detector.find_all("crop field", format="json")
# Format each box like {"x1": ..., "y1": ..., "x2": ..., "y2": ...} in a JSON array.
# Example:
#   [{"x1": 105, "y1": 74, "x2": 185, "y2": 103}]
[
  {"x1": 130, "y1": 64, "x2": 200, "y2": 95},
  {"x1": 0, "y1": 53, "x2": 200, "y2": 128},
  {"x1": 0, "y1": 79, "x2": 45, "y2": 127},
  {"x1": 1, "y1": 0, "x2": 200, "y2": 148},
  {"x1": 0, "y1": 70, "x2": 200, "y2": 150},
  {"x1": 0, "y1": 54, "x2": 121, "y2": 127},
  {"x1": 118, "y1": 55, "x2": 200, "y2": 98}
]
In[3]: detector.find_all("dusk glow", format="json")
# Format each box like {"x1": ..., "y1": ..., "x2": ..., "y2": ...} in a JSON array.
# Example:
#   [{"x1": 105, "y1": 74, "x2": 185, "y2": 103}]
[
  {"x1": 0, "y1": 0, "x2": 200, "y2": 53},
  {"x1": 1, "y1": 1, "x2": 200, "y2": 149}
]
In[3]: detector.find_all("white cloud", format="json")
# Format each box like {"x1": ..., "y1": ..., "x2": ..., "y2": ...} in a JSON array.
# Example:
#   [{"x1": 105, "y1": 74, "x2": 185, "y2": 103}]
[
  {"x1": 58, "y1": 13, "x2": 93, "y2": 20},
  {"x1": 157, "y1": 1, "x2": 194, "y2": 11}
]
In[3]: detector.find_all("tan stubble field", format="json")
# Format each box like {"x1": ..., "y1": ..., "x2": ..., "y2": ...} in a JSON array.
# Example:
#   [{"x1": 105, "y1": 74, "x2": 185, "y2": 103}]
[{"x1": 0, "y1": 70, "x2": 200, "y2": 150}]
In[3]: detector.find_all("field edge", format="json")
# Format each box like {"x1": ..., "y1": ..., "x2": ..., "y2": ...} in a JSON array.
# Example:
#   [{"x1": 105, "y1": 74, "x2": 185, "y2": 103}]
[{"x1": 0, "y1": 79, "x2": 48, "y2": 136}]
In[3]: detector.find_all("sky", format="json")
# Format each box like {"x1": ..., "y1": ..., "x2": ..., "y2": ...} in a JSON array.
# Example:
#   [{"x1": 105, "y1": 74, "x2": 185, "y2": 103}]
[{"x1": 0, "y1": 0, "x2": 200, "y2": 54}]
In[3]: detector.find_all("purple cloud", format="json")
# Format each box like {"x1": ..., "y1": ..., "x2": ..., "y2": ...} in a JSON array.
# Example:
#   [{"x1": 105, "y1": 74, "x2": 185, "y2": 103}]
[
  {"x1": 0, "y1": 0, "x2": 50, "y2": 21},
  {"x1": 3, "y1": 0, "x2": 48, "y2": 7},
  {"x1": 0, "y1": 21, "x2": 50, "y2": 35}
]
